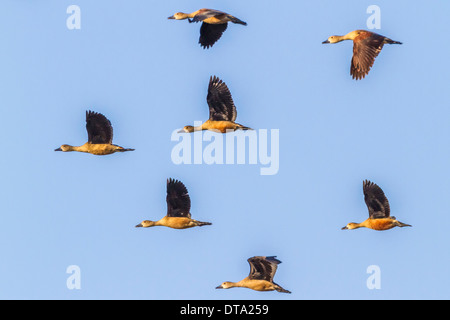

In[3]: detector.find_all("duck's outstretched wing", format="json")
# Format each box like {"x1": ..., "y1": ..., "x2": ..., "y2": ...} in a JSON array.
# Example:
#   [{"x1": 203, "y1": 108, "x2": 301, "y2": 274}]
[
  {"x1": 206, "y1": 76, "x2": 237, "y2": 121},
  {"x1": 166, "y1": 178, "x2": 191, "y2": 218},
  {"x1": 351, "y1": 32, "x2": 386, "y2": 80},
  {"x1": 247, "y1": 256, "x2": 281, "y2": 282},
  {"x1": 199, "y1": 22, "x2": 228, "y2": 49},
  {"x1": 86, "y1": 110, "x2": 113, "y2": 144},
  {"x1": 363, "y1": 180, "x2": 390, "y2": 219}
]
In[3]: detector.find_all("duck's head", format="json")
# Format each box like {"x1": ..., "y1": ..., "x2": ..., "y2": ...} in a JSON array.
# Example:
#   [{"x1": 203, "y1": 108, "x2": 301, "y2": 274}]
[
  {"x1": 322, "y1": 36, "x2": 344, "y2": 44},
  {"x1": 216, "y1": 281, "x2": 234, "y2": 289},
  {"x1": 341, "y1": 222, "x2": 361, "y2": 230},
  {"x1": 135, "y1": 220, "x2": 155, "y2": 228},
  {"x1": 168, "y1": 12, "x2": 189, "y2": 20},
  {"x1": 178, "y1": 125, "x2": 195, "y2": 133},
  {"x1": 54, "y1": 144, "x2": 71, "y2": 152}
]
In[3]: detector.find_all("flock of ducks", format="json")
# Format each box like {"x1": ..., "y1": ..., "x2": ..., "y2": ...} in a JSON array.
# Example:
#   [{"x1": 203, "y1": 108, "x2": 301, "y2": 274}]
[{"x1": 54, "y1": 8, "x2": 408, "y2": 294}]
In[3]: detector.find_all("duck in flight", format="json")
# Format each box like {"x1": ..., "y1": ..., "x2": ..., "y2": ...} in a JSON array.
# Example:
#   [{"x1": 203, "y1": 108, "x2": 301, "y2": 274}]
[
  {"x1": 216, "y1": 256, "x2": 291, "y2": 293},
  {"x1": 168, "y1": 9, "x2": 247, "y2": 49},
  {"x1": 342, "y1": 180, "x2": 412, "y2": 231},
  {"x1": 322, "y1": 30, "x2": 402, "y2": 80},
  {"x1": 178, "y1": 76, "x2": 252, "y2": 133},
  {"x1": 55, "y1": 110, "x2": 134, "y2": 155},
  {"x1": 135, "y1": 178, "x2": 212, "y2": 229}
]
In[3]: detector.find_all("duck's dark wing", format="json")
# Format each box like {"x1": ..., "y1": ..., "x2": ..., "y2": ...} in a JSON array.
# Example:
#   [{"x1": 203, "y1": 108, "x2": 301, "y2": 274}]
[
  {"x1": 247, "y1": 256, "x2": 281, "y2": 282},
  {"x1": 351, "y1": 32, "x2": 385, "y2": 80},
  {"x1": 363, "y1": 180, "x2": 390, "y2": 219},
  {"x1": 86, "y1": 110, "x2": 113, "y2": 144},
  {"x1": 206, "y1": 76, "x2": 237, "y2": 122},
  {"x1": 166, "y1": 178, "x2": 191, "y2": 218},
  {"x1": 199, "y1": 22, "x2": 228, "y2": 49}
]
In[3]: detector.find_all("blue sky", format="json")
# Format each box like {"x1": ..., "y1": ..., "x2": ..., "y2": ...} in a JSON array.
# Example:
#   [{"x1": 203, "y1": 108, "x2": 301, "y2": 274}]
[{"x1": 0, "y1": 0, "x2": 449, "y2": 300}]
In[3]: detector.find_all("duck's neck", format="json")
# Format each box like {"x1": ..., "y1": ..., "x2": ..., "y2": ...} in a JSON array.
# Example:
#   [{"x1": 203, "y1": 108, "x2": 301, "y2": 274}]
[
  {"x1": 179, "y1": 11, "x2": 199, "y2": 20},
  {"x1": 343, "y1": 31, "x2": 360, "y2": 41},
  {"x1": 230, "y1": 280, "x2": 247, "y2": 288},
  {"x1": 66, "y1": 145, "x2": 88, "y2": 153}
]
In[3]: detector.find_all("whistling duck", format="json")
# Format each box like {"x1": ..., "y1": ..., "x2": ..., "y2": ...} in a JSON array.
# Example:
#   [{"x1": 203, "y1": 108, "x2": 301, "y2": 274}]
[
  {"x1": 342, "y1": 180, "x2": 412, "y2": 231},
  {"x1": 55, "y1": 110, "x2": 134, "y2": 155},
  {"x1": 168, "y1": 9, "x2": 247, "y2": 49},
  {"x1": 216, "y1": 256, "x2": 291, "y2": 293},
  {"x1": 178, "y1": 76, "x2": 252, "y2": 133},
  {"x1": 135, "y1": 178, "x2": 212, "y2": 230},
  {"x1": 322, "y1": 30, "x2": 402, "y2": 80}
]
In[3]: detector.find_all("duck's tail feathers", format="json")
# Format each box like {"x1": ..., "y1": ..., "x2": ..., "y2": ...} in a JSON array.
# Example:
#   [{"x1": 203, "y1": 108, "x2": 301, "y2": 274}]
[
  {"x1": 228, "y1": 16, "x2": 247, "y2": 26},
  {"x1": 386, "y1": 39, "x2": 402, "y2": 45},
  {"x1": 196, "y1": 221, "x2": 212, "y2": 227},
  {"x1": 275, "y1": 285, "x2": 291, "y2": 294},
  {"x1": 396, "y1": 221, "x2": 412, "y2": 228},
  {"x1": 236, "y1": 124, "x2": 253, "y2": 131}
]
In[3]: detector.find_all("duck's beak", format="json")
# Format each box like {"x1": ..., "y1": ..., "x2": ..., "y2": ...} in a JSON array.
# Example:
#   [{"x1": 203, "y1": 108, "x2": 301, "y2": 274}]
[
  {"x1": 322, "y1": 40, "x2": 330, "y2": 44},
  {"x1": 177, "y1": 129, "x2": 186, "y2": 133},
  {"x1": 135, "y1": 223, "x2": 143, "y2": 228},
  {"x1": 54, "y1": 147, "x2": 62, "y2": 151},
  {"x1": 215, "y1": 285, "x2": 224, "y2": 289},
  {"x1": 341, "y1": 226, "x2": 348, "y2": 230},
  {"x1": 168, "y1": 15, "x2": 175, "y2": 19}
]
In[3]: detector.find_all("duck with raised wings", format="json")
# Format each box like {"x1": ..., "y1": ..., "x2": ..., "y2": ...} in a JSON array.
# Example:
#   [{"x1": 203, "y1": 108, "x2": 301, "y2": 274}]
[
  {"x1": 342, "y1": 180, "x2": 411, "y2": 231},
  {"x1": 135, "y1": 178, "x2": 212, "y2": 229},
  {"x1": 178, "y1": 76, "x2": 252, "y2": 133},
  {"x1": 55, "y1": 110, "x2": 134, "y2": 155},
  {"x1": 216, "y1": 256, "x2": 291, "y2": 293}
]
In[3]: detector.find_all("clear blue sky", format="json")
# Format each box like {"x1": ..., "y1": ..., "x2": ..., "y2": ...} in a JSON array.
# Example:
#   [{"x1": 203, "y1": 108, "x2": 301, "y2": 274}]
[{"x1": 0, "y1": 0, "x2": 449, "y2": 300}]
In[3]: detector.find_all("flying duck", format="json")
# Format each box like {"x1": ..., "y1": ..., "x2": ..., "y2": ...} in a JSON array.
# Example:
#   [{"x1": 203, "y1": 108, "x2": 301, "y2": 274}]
[
  {"x1": 55, "y1": 110, "x2": 134, "y2": 155},
  {"x1": 168, "y1": 9, "x2": 247, "y2": 49},
  {"x1": 178, "y1": 76, "x2": 252, "y2": 133},
  {"x1": 322, "y1": 30, "x2": 402, "y2": 80},
  {"x1": 135, "y1": 178, "x2": 212, "y2": 229},
  {"x1": 342, "y1": 180, "x2": 412, "y2": 231},
  {"x1": 216, "y1": 256, "x2": 291, "y2": 293}
]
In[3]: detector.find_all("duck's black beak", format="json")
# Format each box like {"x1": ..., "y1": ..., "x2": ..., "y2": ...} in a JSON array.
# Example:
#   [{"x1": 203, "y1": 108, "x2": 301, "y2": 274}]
[
  {"x1": 135, "y1": 223, "x2": 143, "y2": 228},
  {"x1": 341, "y1": 226, "x2": 348, "y2": 230},
  {"x1": 215, "y1": 285, "x2": 223, "y2": 289},
  {"x1": 168, "y1": 15, "x2": 175, "y2": 19},
  {"x1": 54, "y1": 147, "x2": 62, "y2": 151},
  {"x1": 322, "y1": 40, "x2": 330, "y2": 44}
]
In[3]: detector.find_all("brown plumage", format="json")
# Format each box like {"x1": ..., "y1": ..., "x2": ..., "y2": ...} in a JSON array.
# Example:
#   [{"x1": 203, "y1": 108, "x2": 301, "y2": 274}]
[
  {"x1": 168, "y1": 9, "x2": 247, "y2": 49},
  {"x1": 322, "y1": 30, "x2": 402, "y2": 80},
  {"x1": 135, "y1": 178, "x2": 212, "y2": 229},
  {"x1": 178, "y1": 76, "x2": 252, "y2": 133},
  {"x1": 54, "y1": 110, "x2": 135, "y2": 155},
  {"x1": 342, "y1": 180, "x2": 412, "y2": 231},
  {"x1": 216, "y1": 256, "x2": 291, "y2": 293}
]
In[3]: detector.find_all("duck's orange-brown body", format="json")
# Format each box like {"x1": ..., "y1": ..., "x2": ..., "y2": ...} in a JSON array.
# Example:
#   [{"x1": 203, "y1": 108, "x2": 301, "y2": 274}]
[
  {"x1": 57, "y1": 142, "x2": 131, "y2": 155},
  {"x1": 361, "y1": 218, "x2": 399, "y2": 231},
  {"x1": 137, "y1": 216, "x2": 211, "y2": 229},
  {"x1": 187, "y1": 119, "x2": 250, "y2": 133}
]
